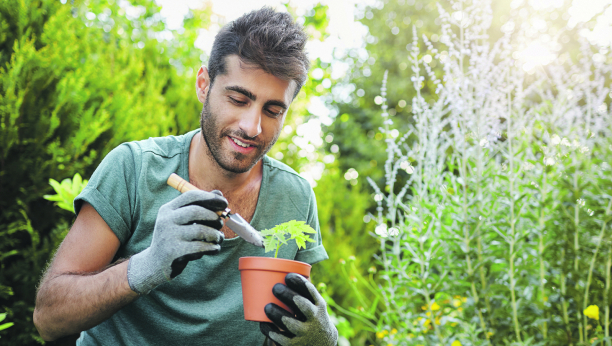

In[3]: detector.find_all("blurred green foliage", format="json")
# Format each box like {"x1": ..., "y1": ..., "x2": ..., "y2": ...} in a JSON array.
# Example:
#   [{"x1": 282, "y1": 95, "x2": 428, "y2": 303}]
[{"x1": 0, "y1": 0, "x2": 205, "y2": 343}]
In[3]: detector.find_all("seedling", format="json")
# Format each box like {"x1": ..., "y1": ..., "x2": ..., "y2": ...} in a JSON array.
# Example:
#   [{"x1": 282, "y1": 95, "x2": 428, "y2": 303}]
[{"x1": 261, "y1": 220, "x2": 316, "y2": 258}]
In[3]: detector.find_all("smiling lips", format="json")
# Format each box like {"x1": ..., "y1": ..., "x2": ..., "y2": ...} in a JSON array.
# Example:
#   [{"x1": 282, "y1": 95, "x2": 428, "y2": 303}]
[{"x1": 228, "y1": 136, "x2": 256, "y2": 153}]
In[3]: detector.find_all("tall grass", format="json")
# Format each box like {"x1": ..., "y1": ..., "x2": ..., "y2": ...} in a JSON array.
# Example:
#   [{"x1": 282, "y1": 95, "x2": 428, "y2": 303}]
[{"x1": 363, "y1": 0, "x2": 612, "y2": 344}]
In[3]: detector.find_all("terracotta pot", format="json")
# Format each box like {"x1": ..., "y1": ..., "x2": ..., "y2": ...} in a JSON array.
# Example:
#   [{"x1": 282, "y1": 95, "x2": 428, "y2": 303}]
[{"x1": 239, "y1": 256, "x2": 312, "y2": 322}]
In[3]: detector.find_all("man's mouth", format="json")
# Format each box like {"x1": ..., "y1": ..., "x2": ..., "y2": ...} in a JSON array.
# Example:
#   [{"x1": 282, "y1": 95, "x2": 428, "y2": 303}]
[{"x1": 229, "y1": 136, "x2": 254, "y2": 148}]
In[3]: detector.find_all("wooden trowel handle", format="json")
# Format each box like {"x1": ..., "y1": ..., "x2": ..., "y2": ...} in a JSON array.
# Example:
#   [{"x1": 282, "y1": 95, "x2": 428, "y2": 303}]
[
  {"x1": 167, "y1": 173, "x2": 226, "y2": 217},
  {"x1": 167, "y1": 173, "x2": 199, "y2": 193}
]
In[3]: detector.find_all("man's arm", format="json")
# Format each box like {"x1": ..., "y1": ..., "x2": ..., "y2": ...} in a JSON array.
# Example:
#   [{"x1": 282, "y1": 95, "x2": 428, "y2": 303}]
[{"x1": 33, "y1": 203, "x2": 139, "y2": 341}]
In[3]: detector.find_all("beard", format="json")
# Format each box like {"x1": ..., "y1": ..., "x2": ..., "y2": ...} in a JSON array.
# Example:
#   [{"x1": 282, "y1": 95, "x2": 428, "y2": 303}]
[{"x1": 199, "y1": 97, "x2": 279, "y2": 174}]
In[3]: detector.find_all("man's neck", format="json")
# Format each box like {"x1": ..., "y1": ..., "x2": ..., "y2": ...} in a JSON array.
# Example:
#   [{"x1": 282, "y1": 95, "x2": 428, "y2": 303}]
[{"x1": 188, "y1": 132, "x2": 263, "y2": 194}]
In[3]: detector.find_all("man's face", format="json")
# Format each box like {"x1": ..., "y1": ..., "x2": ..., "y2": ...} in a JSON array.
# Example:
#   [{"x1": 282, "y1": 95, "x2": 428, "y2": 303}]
[{"x1": 197, "y1": 56, "x2": 296, "y2": 174}]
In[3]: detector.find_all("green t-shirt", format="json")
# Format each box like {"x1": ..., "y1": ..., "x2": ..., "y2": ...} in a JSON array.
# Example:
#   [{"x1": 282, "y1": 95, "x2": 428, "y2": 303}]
[{"x1": 73, "y1": 129, "x2": 328, "y2": 346}]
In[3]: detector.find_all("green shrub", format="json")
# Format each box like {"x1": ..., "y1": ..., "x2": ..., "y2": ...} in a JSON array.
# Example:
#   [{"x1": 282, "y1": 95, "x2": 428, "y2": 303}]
[{"x1": 0, "y1": 0, "x2": 203, "y2": 343}]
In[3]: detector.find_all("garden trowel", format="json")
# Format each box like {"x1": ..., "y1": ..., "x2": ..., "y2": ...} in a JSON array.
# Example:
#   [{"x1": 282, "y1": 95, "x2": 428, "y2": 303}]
[{"x1": 167, "y1": 173, "x2": 264, "y2": 248}]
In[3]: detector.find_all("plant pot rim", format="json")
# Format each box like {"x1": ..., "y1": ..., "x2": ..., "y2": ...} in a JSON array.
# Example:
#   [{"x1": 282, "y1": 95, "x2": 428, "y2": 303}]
[{"x1": 238, "y1": 256, "x2": 311, "y2": 273}]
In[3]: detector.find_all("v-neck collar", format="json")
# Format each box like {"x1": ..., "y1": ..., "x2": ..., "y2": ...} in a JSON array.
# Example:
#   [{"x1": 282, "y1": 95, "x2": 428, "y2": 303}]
[{"x1": 182, "y1": 129, "x2": 269, "y2": 248}]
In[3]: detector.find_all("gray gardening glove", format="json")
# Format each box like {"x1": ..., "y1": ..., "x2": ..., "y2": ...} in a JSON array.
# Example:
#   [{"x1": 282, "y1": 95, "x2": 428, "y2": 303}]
[
  {"x1": 260, "y1": 273, "x2": 338, "y2": 346},
  {"x1": 127, "y1": 190, "x2": 227, "y2": 295}
]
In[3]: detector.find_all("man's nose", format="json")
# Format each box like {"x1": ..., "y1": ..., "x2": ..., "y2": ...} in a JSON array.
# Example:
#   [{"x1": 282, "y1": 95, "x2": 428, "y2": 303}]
[{"x1": 239, "y1": 108, "x2": 262, "y2": 138}]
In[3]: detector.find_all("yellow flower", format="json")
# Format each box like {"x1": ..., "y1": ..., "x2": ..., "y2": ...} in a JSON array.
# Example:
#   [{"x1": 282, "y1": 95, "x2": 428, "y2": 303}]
[
  {"x1": 452, "y1": 340, "x2": 462, "y2": 346},
  {"x1": 408, "y1": 333, "x2": 415, "y2": 338},
  {"x1": 452, "y1": 299, "x2": 462, "y2": 308},
  {"x1": 422, "y1": 302, "x2": 441, "y2": 311},
  {"x1": 376, "y1": 331, "x2": 385, "y2": 339},
  {"x1": 391, "y1": 328, "x2": 398, "y2": 335},
  {"x1": 584, "y1": 305, "x2": 600, "y2": 320}
]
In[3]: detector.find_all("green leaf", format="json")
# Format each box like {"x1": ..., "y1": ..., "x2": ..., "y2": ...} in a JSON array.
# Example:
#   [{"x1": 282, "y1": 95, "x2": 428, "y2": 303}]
[
  {"x1": 44, "y1": 173, "x2": 88, "y2": 212},
  {"x1": 0, "y1": 322, "x2": 14, "y2": 331},
  {"x1": 0, "y1": 250, "x2": 18, "y2": 261}
]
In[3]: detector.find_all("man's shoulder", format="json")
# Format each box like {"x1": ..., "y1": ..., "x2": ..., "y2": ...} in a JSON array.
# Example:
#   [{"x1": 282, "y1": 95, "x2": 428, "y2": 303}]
[
  {"x1": 263, "y1": 156, "x2": 314, "y2": 202},
  {"x1": 263, "y1": 156, "x2": 310, "y2": 186}
]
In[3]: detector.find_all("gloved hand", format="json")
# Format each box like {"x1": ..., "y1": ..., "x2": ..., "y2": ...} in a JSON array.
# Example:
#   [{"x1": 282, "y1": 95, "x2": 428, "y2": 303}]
[
  {"x1": 260, "y1": 273, "x2": 338, "y2": 346},
  {"x1": 127, "y1": 190, "x2": 228, "y2": 295}
]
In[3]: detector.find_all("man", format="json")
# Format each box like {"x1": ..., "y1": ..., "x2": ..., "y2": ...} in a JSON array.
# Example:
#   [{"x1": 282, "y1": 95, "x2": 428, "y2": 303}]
[{"x1": 33, "y1": 7, "x2": 338, "y2": 346}]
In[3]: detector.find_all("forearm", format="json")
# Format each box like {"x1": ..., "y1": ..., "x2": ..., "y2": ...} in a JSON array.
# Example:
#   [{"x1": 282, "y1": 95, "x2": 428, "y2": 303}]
[{"x1": 34, "y1": 260, "x2": 139, "y2": 341}]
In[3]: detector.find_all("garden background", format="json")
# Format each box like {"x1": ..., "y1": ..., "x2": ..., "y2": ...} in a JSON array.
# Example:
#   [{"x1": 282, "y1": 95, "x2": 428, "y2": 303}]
[{"x1": 1, "y1": 0, "x2": 612, "y2": 345}]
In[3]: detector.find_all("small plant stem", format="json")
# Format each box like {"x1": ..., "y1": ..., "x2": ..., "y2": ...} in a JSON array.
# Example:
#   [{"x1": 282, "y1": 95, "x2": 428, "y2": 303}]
[
  {"x1": 606, "y1": 243, "x2": 611, "y2": 344},
  {"x1": 477, "y1": 233, "x2": 492, "y2": 321},
  {"x1": 538, "y1": 232, "x2": 548, "y2": 338},
  {"x1": 585, "y1": 89, "x2": 591, "y2": 136},
  {"x1": 417, "y1": 208, "x2": 443, "y2": 343},
  {"x1": 573, "y1": 172, "x2": 584, "y2": 344},
  {"x1": 423, "y1": 291, "x2": 443, "y2": 343},
  {"x1": 538, "y1": 173, "x2": 548, "y2": 339},
  {"x1": 420, "y1": 245, "x2": 443, "y2": 343},
  {"x1": 560, "y1": 247, "x2": 572, "y2": 344},
  {"x1": 583, "y1": 199, "x2": 612, "y2": 342},
  {"x1": 475, "y1": 144, "x2": 492, "y2": 326},
  {"x1": 463, "y1": 220, "x2": 489, "y2": 341},
  {"x1": 380, "y1": 238, "x2": 393, "y2": 315},
  {"x1": 340, "y1": 264, "x2": 369, "y2": 309},
  {"x1": 326, "y1": 298, "x2": 378, "y2": 331},
  {"x1": 461, "y1": 154, "x2": 490, "y2": 342},
  {"x1": 509, "y1": 239, "x2": 521, "y2": 342},
  {"x1": 506, "y1": 74, "x2": 522, "y2": 343}
]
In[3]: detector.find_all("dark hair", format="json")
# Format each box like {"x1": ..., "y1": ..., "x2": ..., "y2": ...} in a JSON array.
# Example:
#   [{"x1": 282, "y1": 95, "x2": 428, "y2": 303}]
[{"x1": 207, "y1": 7, "x2": 309, "y2": 99}]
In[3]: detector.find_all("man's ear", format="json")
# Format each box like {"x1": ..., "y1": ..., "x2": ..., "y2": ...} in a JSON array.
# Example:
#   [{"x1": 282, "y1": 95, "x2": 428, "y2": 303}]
[{"x1": 196, "y1": 66, "x2": 210, "y2": 104}]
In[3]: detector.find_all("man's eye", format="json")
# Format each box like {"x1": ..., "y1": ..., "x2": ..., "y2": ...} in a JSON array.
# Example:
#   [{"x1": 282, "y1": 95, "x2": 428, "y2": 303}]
[
  {"x1": 229, "y1": 97, "x2": 247, "y2": 105},
  {"x1": 266, "y1": 109, "x2": 284, "y2": 117}
]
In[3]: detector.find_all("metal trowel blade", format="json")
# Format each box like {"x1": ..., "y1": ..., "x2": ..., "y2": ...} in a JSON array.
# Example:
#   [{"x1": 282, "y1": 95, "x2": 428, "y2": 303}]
[{"x1": 225, "y1": 213, "x2": 264, "y2": 248}]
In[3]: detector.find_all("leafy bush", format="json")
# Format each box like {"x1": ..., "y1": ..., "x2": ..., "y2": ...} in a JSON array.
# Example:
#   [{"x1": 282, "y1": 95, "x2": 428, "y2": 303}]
[{"x1": 0, "y1": 0, "x2": 204, "y2": 343}]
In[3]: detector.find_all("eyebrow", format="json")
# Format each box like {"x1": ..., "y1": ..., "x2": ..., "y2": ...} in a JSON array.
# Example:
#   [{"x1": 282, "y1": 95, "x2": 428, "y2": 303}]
[
  {"x1": 225, "y1": 86, "x2": 256, "y2": 101},
  {"x1": 225, "y1": 85, "x2": 288, "y2": 110}
]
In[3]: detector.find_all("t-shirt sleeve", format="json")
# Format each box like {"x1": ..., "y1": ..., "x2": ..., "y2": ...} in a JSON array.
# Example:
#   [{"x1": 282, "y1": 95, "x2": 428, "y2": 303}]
[
  {"x1": 294, "y1": 188, "x2": 329, "y2": 265},
  {"x1": 74, "y1": 143, "x2": 138, "y2": 244}
]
